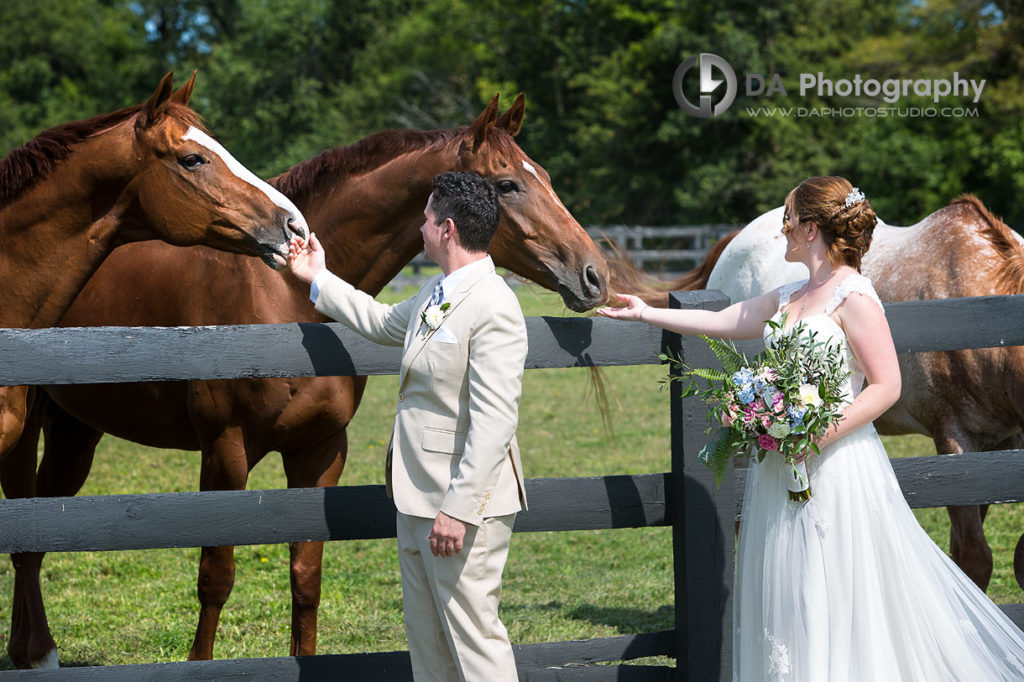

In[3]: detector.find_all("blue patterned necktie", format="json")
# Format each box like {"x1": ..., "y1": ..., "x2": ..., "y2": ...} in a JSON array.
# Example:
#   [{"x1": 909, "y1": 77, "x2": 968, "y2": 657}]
[{"x1": 429, "y1": 280, "x2": 444, "y2": 307}]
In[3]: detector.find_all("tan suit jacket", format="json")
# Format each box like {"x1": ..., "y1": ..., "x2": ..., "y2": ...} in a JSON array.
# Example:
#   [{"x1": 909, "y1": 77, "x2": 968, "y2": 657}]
[{"x1": 314, "y1": 257, "x2": 528, "y2": 525}]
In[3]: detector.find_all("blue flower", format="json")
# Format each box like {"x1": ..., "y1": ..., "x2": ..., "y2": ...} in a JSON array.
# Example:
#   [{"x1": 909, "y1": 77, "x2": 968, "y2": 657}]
[
  {"x1": 731, "y1": 368, "x2": 754, "y2": 386},
  {"x1": 787, "y1": 405, "x2": 807, "y2": 422},
  {"x1": 787, "y1": 405, "x2": 807, "y2": 434},
  {"x1": 737, "y1": 387, "x2": 756, "y2": 404}
]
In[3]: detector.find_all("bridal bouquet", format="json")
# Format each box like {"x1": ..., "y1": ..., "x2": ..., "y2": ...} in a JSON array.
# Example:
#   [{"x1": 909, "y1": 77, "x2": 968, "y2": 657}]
[{"x1": 662, "y1": 317, "x2": 850, "y2": 501}]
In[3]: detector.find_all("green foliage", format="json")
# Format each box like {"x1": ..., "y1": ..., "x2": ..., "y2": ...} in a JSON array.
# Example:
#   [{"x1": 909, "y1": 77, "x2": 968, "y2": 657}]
[{"x1": 2, "y1": 0, "x2": 1022, "y2": 227}]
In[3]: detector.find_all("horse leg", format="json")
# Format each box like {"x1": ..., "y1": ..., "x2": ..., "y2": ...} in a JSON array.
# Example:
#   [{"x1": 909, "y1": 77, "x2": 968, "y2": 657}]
[
  {"x1": 935, "y1": 434, "x2": 994, "y2": 591},
  {"x1": 3, "y1": 449, "x2": 48, "y2": 669},
  {"x1": 950, "y1": 432, "x2": 1024, "y2": 591},
  {"x1": 2, "y1": 389, "x2": 61, "y2": 669},
  {"x1": 188, "y1": 431, "x2": 249, "y2": 661},
  {"x1": 0, "y1": 386, "x2": 29, "y2": 463},
  {"x1": 280, "y1": 433, "x2": 348, "y2": 656},
  {"x1": 948, "y1": 505, "x2": 992, "y2": 590}
]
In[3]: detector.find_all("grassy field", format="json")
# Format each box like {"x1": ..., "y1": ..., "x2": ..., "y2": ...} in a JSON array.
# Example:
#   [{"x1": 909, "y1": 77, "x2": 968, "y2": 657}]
[{"x1": 1, "y1": 274, "x2": 1022, "y2": 669}]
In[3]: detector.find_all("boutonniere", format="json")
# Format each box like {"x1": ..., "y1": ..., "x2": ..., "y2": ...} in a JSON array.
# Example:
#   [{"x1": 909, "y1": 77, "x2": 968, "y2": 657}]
[{"x1": 421, "y1": 302, "x2": 451, "y2": 331}]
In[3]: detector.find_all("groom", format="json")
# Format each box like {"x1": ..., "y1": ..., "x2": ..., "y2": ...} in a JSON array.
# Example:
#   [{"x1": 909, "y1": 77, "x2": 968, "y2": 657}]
[{"x1": 287, "y1": 171, "x2": 528, "y2": 681}]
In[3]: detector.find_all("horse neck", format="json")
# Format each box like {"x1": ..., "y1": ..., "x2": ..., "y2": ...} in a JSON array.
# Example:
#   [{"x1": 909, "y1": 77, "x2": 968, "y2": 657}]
[
  {"x1": 293, "y1": 142, "x2": 461, "y2": 296},
  {"x1": 0, "y1": 138, "x2": 128, "y2": 328}
]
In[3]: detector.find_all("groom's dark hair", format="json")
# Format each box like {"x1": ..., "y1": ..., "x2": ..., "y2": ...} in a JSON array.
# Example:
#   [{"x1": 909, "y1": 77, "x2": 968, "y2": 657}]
[{"x1": 430, "y1": 172, "x2": 500, "y2": 253}]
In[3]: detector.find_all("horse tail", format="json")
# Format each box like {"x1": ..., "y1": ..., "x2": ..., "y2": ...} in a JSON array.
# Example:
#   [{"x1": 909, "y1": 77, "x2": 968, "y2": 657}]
[
  {"x1": 675, "y1": 229, "x2": 738, "y2": 290},
  {"x1": 603, "y1": 230, "x2": 739, "y2": 307},
  {"x1": 952, "y1": 194, "x2": 1024, "y2": 295}
]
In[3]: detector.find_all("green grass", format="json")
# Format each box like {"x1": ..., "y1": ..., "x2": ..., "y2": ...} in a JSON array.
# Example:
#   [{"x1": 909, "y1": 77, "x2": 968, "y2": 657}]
[{"x1": 1, "y1": 273, "x2": 1022, "y2": 669}]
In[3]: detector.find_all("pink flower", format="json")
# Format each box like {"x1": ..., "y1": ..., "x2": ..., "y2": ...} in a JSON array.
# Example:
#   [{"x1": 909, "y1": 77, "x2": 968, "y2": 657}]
[
  {"x1": 772, "y1": 393, "x2": 785, "y2": 413},
  {"x1": 721, "y1": 404, "x2": 739, "y2": 427},
  {"x1": 758, "y1": 434, "x2": 779, "y2": 451}
]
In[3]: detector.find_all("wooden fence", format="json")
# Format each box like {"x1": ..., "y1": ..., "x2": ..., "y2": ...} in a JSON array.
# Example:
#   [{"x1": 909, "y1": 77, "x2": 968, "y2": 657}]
[
  {"x1": 585, "y1": 225, "x2": 738, "y2": 273},
  {"x1": 2, "y1": 291, "x2": 1024, "y2": 680}
]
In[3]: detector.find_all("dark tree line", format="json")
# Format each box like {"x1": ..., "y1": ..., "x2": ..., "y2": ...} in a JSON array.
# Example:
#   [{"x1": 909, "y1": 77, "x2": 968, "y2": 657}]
[{"x1": 2, "y1": 0, "x2": 1022, "y2": 227}]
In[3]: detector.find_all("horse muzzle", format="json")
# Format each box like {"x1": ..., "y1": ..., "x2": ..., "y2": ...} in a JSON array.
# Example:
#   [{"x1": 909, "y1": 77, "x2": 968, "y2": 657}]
[
  {"x1": 557, "y1": 262, "x2": 606, "y2": 312},
  {"x1": 260, "y1": 217, "x2": 309, "y2": 270}
]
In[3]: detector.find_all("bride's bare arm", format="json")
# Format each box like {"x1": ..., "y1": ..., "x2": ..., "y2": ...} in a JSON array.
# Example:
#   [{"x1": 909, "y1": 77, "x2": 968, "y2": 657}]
[
  {"x1": 816, "y1": 293, "x2": 901, "y2": 450},
  {"x1": 596, "y1": 291, "x2": 780, "y2": 340}
]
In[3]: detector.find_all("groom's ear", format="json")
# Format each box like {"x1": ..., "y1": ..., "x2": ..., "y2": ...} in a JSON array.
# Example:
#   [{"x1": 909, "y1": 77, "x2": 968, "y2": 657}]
[{"x1": 442, "y1": 218, "x2": 458, "y2": 241}]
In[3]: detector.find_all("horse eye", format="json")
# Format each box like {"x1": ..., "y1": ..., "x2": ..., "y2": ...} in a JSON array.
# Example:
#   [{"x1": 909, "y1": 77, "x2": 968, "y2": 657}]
[
  {"x1": 179, "y1": 154, "x2": 206, "y2": 170},
  {"x1": 497, "y1": 180, "x2": 519, "y2": 194}
]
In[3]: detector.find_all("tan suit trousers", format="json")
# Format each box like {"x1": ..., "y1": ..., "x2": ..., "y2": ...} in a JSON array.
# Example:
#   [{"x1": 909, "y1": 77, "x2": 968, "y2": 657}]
[{"x1": 396, "y1": 512, "x2": 518, "y2": 682}]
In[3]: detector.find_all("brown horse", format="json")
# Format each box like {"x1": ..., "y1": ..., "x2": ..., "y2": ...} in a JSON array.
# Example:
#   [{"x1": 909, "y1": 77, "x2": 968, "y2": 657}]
[
  {"x1": 0, "y1": 70, "x2": 310, "y2": 669},
  {"x1": 4, "y1": 94, "x2": 610, "y2": 667}
]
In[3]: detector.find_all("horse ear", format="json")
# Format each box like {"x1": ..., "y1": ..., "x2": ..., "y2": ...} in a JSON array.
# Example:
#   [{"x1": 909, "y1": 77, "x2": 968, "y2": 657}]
[
  {"x1": 137, "y1": 72, "x2": 175, "y2": 130},
  {"x1": 171, "y1": 70, "x2": 197, "y2": 106},
  {"x1": 465, "y1": 93, "x2": 500, "y2": 152},
  {"x1": 495, "y1": 92, "x2": 525, "y2": 137}
]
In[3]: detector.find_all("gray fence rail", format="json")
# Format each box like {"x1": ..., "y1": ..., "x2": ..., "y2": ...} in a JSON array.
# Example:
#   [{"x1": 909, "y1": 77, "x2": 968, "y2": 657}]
[{"x1": 1, "y1": 292, "x2": 1024, "y2": 680}]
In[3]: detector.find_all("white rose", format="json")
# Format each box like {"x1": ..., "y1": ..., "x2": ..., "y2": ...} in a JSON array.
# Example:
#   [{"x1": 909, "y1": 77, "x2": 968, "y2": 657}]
[{"x1": 798, "y1": 383, "x2": 822, "y2": 408}]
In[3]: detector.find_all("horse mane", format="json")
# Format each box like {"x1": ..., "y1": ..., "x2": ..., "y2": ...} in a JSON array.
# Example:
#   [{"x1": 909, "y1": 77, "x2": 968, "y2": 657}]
[
  {"x1": 952, "y1": 194, "x2": 1024, "y2": 295},
  {"x1": 0, "y1": 102, "x2": 208, "y2": 207},
  {"x1": 603, "y1": 230, "x2": 739, "y2": 307},
  {"x1": 271, "y1": 125, "x2": 522, "y2": 200}
]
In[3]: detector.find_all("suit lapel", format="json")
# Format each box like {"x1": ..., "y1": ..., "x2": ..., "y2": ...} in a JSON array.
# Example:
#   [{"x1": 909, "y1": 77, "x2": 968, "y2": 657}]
[
  {"x1": 399, "y1": 260, "x2": 494, "y2": 387},
  {"x1": 400, "y1": 275, "x2": 443, "y2": 386}
]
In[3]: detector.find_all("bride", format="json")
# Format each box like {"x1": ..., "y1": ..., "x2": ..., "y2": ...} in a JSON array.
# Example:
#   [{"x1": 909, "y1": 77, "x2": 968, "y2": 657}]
[{"x1": 598, "y1": 176, "x2": 1024, "y2": 680}]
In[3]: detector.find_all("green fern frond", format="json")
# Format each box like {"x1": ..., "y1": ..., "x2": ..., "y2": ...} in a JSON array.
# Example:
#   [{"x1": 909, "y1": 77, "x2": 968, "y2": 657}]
[
  {"x1": 697, "y1": 429, "x2": 740, "y2": 488},
  {"x1": 702, "y1": 336, "x2": 747, "y2": 375},
  {"x1": 685, "y1": 367, "x2": 730, "y2": 383}
]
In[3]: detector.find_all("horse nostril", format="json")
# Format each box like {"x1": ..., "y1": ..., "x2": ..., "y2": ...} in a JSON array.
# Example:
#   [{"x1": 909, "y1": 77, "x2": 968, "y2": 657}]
[
  {"x1": 287, "y1": 217, "x2": 309, "y2": 240},
  {"x1": 584, "y1": 264, "x2": 603, "y2": 295}
]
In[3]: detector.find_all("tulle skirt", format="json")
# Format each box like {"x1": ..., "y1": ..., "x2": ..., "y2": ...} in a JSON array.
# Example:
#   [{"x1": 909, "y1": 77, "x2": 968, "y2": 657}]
[{"x1": 734, "y1": 425, "x2": 1024, "y2": 681}]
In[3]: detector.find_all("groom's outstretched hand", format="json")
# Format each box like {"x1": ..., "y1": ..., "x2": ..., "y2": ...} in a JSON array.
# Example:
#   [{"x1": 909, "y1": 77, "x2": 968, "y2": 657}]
[{"x1": 286, "y1": 232, "x2": 326, "y2": 284}]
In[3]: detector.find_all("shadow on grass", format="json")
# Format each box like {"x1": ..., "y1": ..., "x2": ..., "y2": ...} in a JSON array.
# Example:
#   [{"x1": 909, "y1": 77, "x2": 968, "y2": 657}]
[
  {"x1": 568, "y1": 603, "x2": 674, "y2": 634},
  {"x1": 1, "y1": 654, "x2": 103, "y2": 670}
]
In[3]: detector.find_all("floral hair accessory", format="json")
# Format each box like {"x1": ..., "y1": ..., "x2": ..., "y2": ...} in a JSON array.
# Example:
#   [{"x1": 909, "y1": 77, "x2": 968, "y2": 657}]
[{"x1": 844, "y1": 187, "x2": 866, "y2": 208}]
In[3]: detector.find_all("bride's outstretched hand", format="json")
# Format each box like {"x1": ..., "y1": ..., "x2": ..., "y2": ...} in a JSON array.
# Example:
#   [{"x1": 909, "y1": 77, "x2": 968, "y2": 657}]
[{"x1": 596, "y1": 294, "x2": 650, "y2": 322}]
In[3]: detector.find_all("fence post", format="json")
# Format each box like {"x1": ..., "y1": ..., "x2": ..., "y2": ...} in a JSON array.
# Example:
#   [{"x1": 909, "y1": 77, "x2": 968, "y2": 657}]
[{"x1": 668, "y1": 290, "x2": 735, "y2": 681}]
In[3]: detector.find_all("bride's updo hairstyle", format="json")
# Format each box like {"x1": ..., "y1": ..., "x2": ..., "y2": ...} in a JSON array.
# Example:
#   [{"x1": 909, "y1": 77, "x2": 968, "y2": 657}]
[{"x1": 787, "y1": 176, "x2": 877, "y2": 271}]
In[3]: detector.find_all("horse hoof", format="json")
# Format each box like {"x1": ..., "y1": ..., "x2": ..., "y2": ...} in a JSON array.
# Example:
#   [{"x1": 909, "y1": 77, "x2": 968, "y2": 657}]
[{"x1": 30, "y1": 649, "x2": 60, "y2": 669}]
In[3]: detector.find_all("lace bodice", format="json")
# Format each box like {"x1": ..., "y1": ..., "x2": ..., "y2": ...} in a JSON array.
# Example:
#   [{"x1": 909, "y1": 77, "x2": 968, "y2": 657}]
[
  {"x1": 764, "y1": 273, "x2": 884, "y2": 401},
  {"x1": 775, "y1": 272, "x2": 883, "y2": 318}
]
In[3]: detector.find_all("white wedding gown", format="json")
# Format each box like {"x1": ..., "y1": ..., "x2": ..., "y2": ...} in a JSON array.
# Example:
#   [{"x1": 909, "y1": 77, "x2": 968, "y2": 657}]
[{"x1": 733, "y1": 274, "x2": 1024, "y2": 681}]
